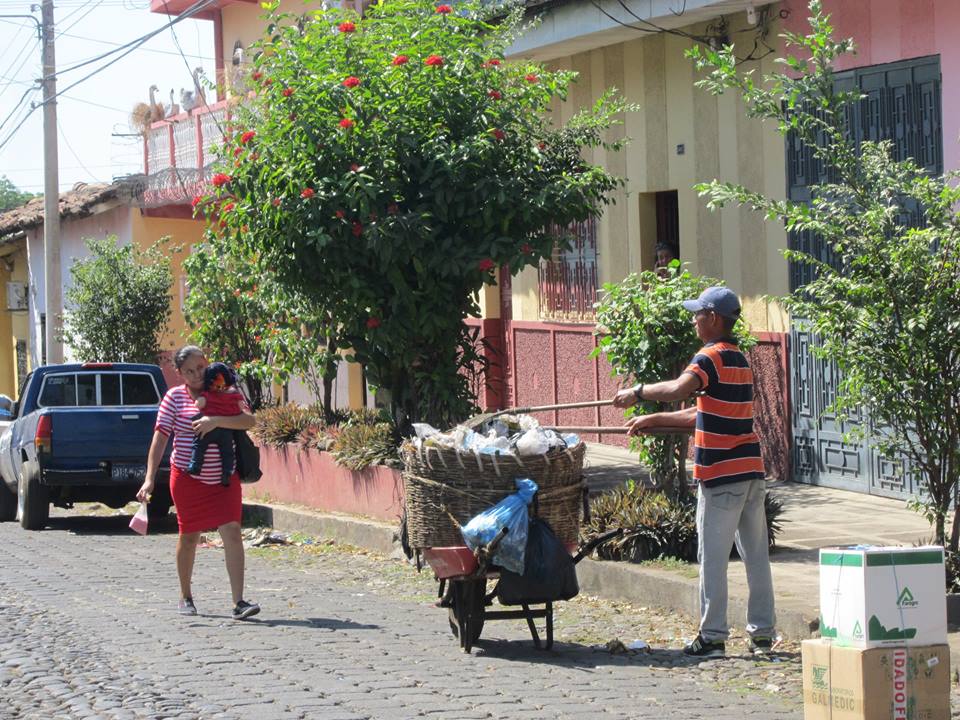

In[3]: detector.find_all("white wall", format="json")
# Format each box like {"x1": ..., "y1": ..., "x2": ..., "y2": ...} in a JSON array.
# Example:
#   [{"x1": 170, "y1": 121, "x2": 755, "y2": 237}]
[{"x1": 27, "y1": 204, "x2": 135, "y2": 366}]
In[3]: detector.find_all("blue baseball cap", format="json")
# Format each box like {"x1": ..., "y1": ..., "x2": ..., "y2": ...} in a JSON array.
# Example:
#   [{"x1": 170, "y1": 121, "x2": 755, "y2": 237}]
[{"x1": 682, "y1": 286, "x2": 741, "y2": 319}]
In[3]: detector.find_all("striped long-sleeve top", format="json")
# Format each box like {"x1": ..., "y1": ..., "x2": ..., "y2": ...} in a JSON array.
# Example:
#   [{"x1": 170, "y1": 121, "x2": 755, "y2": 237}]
[{"x1": 683, "y1": 340, "x2": 765, "y2": 487}]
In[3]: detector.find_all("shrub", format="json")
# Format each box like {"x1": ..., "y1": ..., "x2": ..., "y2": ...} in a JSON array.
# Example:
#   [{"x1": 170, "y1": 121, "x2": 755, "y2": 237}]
[
  {"x1": 582, "y1": 481, "x2": 785, "y2": 563},
  {"x1": 332, "y1": 422, "x2": 399, "y2": 471},
  {"x1": 252, "y1": 403, "x2": 323, "y2": 449}
]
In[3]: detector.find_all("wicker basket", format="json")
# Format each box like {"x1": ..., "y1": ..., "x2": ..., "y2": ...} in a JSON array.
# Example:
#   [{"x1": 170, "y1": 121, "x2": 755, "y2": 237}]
[{"x1": 402, "y1": 441, "x2": 586, "y2": 549}]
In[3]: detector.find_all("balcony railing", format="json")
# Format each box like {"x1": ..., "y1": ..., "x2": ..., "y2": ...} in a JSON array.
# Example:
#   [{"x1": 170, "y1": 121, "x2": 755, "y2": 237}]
[{"x1": 141, "y1": 100, "x2": 230, "y2": 208}]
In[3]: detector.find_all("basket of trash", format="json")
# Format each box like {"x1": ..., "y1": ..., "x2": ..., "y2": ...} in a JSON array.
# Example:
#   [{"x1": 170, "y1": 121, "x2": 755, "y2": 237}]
[{"x1": 401, "y1": 416, "x2": 586, "y2": 549}]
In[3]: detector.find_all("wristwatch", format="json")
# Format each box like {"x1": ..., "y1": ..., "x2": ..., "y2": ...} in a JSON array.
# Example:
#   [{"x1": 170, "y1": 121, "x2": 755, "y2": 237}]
[{"x1": 634, "y1": 384, "x2": 644, "y2": 402}]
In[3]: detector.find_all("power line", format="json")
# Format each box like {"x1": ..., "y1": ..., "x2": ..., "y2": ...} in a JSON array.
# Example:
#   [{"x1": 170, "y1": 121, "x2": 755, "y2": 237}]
[
  {"x1": 56, "y1": 0, "x2": 107, "y2": 39},
  {"x1": 57, "y1": 115, "x2": 104, "y2": 180},
  {"x1": 54, "y1": 0, "x2": 215, "y2": 77},
  {"x1": 57, "y1": 30, "x2": 213, "y2": 61},
  {"x1": 0, "y1": 0, "x2": 216, "y2": 153}
]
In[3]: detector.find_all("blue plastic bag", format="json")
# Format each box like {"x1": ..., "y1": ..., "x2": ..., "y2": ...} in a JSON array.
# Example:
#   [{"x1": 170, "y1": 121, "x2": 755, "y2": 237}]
[{"x1": 460, "y1": 478, "x2": 538, "y2": 574}]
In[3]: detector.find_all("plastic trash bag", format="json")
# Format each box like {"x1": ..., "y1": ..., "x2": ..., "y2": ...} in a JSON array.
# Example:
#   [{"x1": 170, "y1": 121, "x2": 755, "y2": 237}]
[
  {"x1": 460, "y1": 478, "x2": 538, "y2": 574},
  {"x1": 496, "y1": 517, "x2": 579, "y2": 605},
  {"x1": 129, "y1": 502, "x2": 149, "y2": 535}
]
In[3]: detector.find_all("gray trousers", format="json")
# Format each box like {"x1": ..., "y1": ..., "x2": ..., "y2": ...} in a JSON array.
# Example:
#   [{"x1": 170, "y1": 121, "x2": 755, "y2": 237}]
[{"x1": 696, "y1": 478, "x2": 776, "y2": 642}]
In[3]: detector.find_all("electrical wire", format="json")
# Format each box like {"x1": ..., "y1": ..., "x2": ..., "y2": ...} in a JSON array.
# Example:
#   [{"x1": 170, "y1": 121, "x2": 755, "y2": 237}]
[
  {"x1": 57, "y1": 116, "x2": 104, "y2": 180},
  {"x1": 0, "y1": 85, "x2": 38, "y2": 136},
  {"x1": 55, "y1": 0, "x2": 107, "y2": 39},
  {"x1": 57, "y1": 30, "x2": 212, "y2": 60},
  {"x1": 54, "y1": 0, "x2": 216, "y2": 77},
  {"x1": 0, "y1": 0, "x2": 216, "y2": 154}
]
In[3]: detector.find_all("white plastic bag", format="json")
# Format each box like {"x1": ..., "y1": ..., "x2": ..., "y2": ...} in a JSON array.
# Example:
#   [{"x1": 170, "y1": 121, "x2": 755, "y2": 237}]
[{"x1": 129, "y1": 502, "x2": 149, "y2": 535}]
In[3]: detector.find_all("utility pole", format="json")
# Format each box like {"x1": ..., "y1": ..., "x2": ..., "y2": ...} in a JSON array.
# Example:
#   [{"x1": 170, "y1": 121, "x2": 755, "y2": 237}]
[{"x1": 40, "y1": 0, "x2": 62, "y2": 364}]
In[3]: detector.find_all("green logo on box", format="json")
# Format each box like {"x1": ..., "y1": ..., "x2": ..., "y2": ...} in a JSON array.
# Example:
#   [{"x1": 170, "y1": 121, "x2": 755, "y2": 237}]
[
  {"x1": 897, "y1": 587, "x2": 919, "y2": 608},
  {"x1": 812, "y1": 665, "x2": 829, "y2": 691},
  {"x1": 852, "y1": 621, "x2": 863, "y2": 639}
]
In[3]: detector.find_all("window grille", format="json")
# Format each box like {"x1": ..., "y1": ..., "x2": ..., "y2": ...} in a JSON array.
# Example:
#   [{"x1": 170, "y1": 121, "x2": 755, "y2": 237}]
[{"x1": 538, "y1": 217, "x2": 598, "y2": 321}]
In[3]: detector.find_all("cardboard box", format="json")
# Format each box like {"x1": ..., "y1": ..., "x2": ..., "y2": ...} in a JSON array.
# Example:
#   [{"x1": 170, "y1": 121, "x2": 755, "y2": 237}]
[
  {"x1": 820, "y1": 546, "x2": 947, "y2": 648},
  {"x1": 802, "y1": 640, "x2": 950, "y2": 720}
]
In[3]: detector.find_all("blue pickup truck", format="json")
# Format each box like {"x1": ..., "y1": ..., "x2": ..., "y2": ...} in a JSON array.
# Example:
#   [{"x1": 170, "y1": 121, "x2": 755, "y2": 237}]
[{"x1": 0, "y1": 363, "x2": 171, "y2": 530}]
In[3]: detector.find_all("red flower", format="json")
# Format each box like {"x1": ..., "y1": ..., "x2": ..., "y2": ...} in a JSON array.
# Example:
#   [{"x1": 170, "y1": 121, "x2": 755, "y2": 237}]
[
  {"x1": 240, "y1": 130, "x2": 256, "y2": 144},
  {"x1": 525, "y1": 73, "x2": 539, "y2": 83},
  {"x1": 538, "y1": 141, "x2": 547, "y2": 150},
  {"x1": 352, "y1": 221, "x2": 363, "y2": 237},
  {"x1": 191, "y1": 196, "x2": 203, "y2": 208},
  {"x1": 263, "y1": 78, "x2": 274, "y2": 86},
  {"x1": 272, "y1": 197, "x2": 282, "y2": 207},
  {"x1": 233, "y1": 147, "x2": 243, "y2": 157},
  {"x1": 488, "y1": 90, "x2": 502, "y2": 100},
  {"x1": 282, "y1": 87, "x2": 294, "y2": 97},
  {"x1": 478, "y1": 258, "x2": 496, "y2": 272},
  {"x1": 342, "y1": 76, "x2": 360, "y2": 88},
  {"x1": 387, "y1": 203, "x2": 399, "y2": 215},
  {"x1": 350, "y1": 163, "x2": 359, "y2": 172},
  {"x1": 338, "y1": 21, "x2": 356, "y2": 33},
  {"x1": 255, "y1": 335, "x2": 262, "y2": 342},
  {"x1": 487, "y1": 58, "x2": 501, "y2": 66},
  {"x1": 212, "y1": 173, "x2": 231, "y2": 187},
  {"x1": 521, "y1": 243, "x2": 533, "y2": 253},
  {"x1": 435, "y1": 4, "x2": 452, "y2": 12},
  {"x1": 335, "y1": 210, "x2": 346, "y2": 219},
  {"x1": 301, "y1": 188, "x2": 315, "y2": 199},
  {"x1": 252, "y1": 71, "x2": 263, "y2": 81},
  {"x1": 233, "y1": 289, "x2": 241, "y2": 297},
  {"x1": 425, "y1": 55, "x2": 444, "y2": 67},
  {"x1": 366, "y1": 317, "x2": 381, "y2": 329},
  {"x1": 222, "y1": 202, "x2": 235, "y2": 212},
  {"x1": 339, "y1": 118, "x2": 355, "y2": 129},
  {"x1": 392, "y1": 55, "x2": 409, "y2": 66},
  {"x1": 491, "y1": 128, "x2": 505, "y2": 141}
]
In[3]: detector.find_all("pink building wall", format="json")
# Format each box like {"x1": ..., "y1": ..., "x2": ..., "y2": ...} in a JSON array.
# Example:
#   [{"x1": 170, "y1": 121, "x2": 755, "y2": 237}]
[{"x1": 784, "y1": 0, "x2": 960, "y2": 172}]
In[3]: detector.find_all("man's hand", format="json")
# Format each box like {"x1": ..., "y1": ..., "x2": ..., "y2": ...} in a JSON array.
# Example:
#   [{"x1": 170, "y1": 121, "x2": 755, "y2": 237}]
[
  {"x1": 624, "y1": 414, "x2": 661, "y2": 436},
  {"x1": 613, "y1": 387, "x2": 637, "y2": 409}
]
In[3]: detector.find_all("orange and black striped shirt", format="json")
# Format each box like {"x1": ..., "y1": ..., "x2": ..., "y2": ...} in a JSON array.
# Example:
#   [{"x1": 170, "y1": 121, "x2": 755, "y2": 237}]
[{"x1": 684, "y1": 340, "x2": 765, "y2": 487}]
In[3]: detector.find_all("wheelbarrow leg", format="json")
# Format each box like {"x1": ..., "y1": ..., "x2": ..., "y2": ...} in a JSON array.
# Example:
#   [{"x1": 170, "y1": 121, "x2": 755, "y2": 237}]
[
  {"x1": 521, "y1": 603, "x2": 542, "y2": 649},
  {"x1": 545, "y1": 601, "x2": 554, "y2": 650}
]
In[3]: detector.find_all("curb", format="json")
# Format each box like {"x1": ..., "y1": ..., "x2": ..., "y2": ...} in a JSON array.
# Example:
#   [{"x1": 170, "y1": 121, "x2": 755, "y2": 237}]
[{"x1": 242, "y1": 501, "x2": 816, "y2": 640}]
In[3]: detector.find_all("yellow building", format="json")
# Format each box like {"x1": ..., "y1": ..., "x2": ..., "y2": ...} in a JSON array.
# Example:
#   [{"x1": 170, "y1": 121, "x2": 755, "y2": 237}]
[
  {"x1": 0, "y1": 182, "x2": 205, "y2": 393},
  {"x1": 143, "y1": 0, "x2": 954, "y2": 495}
]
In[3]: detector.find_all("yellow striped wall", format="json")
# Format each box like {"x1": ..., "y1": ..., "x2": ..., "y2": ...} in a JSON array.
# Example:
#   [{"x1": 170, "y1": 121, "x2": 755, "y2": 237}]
[{"x1": 510, "y1": 12, "x2": 790, "y2": 334}]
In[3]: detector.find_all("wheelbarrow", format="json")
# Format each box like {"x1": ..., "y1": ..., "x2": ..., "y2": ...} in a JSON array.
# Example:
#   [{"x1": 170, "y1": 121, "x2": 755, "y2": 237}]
[{"x1": 424, "y1": 526, "x2": 622, "y2": 653}]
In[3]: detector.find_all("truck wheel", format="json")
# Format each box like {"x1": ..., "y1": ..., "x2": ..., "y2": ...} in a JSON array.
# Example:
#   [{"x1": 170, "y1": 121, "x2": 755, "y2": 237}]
[
  {"x1": 147, "y1": 485, "x2": 172, "y2": 520},
  {"x1": 0, "y1": 480, "x2": 16, "y2": 522},
  {"x1": 17, "y1": 461, "x2": 48, "y2": 530}
]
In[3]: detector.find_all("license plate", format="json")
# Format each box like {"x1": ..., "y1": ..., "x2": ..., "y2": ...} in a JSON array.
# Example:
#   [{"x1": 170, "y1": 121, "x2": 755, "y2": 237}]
[{"x1": 111, "y1": 463, "x2": 146, "y2": 482}]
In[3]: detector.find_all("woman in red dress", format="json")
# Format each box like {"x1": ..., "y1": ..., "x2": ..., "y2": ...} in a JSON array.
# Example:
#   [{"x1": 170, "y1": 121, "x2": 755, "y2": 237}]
[{"x1": 137, "y1": 345, "x2": 260, "y2": 620}]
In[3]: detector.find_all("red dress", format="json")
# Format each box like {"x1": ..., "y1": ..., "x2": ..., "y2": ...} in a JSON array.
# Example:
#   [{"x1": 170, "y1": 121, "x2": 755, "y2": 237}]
[{"x1": 156, "y1": 384, "x2": 243, "y2": 534}]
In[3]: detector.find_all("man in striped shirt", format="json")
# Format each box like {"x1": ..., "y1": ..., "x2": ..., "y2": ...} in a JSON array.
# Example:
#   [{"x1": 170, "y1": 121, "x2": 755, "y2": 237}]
[{"x1": 613, "y1": 286, "x2": 776, "y2": 658}]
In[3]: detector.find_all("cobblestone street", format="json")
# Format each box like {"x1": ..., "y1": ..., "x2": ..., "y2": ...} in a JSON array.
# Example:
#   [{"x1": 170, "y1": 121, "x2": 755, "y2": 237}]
[{"x1": 3, "y1": 508, "x2": 805, "y2": 719}]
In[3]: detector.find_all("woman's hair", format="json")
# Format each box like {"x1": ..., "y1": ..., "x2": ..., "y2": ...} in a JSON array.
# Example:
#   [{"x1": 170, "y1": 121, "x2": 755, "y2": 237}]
[{"x1": 174, "y1": 345, "x2": 205, "y2": 370}]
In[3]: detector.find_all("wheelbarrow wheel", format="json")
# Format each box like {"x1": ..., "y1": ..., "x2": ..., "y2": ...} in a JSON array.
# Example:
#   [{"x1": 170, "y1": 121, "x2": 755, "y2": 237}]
[{"x1": 447, "y1": 579, "x2": 485, "y2": 650}]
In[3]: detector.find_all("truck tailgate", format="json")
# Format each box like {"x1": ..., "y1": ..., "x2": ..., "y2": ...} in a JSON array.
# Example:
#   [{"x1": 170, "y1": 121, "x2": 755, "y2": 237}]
[{"x1": 47, "y1": 406, "x2": 157, "y2": 463}]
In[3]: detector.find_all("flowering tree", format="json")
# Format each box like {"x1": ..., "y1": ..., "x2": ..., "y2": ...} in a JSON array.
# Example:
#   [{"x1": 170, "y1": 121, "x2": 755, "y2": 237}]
[
  {"x1": 197, "y1": 0, "x2": 629, "y2": 430},
  {"x1": 183, "y1": 237, "x2": 339, "y2": 413}
]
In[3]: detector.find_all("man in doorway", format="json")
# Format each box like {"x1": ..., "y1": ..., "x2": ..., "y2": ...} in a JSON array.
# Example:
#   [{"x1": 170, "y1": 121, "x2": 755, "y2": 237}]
[{"x1": 612, "y1": 286, "x2": 776, "y2": 658}]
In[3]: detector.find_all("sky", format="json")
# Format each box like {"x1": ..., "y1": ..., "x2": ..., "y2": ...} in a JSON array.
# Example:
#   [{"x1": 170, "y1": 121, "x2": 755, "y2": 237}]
[{"x1": 0, "y1": 0, "x2": 216, "y2": 194}]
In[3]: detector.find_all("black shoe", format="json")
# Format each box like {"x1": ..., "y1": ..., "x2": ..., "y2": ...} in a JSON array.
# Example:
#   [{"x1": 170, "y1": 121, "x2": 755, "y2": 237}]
[
  {"x1": 747, "y1": 636, "x2": 775, "y2": 655},
  {"x1": 683, "y1": 634, "x2": 725, "y2": 658},
  {"x1": 232, "y1": 600, "x2": 260, "y2": 620}
]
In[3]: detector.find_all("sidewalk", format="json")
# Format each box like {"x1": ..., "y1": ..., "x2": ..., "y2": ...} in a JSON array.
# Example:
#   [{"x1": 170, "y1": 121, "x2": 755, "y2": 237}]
[{"x1": 243, "y1": 441, "x2": 959, "y2": 657}]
